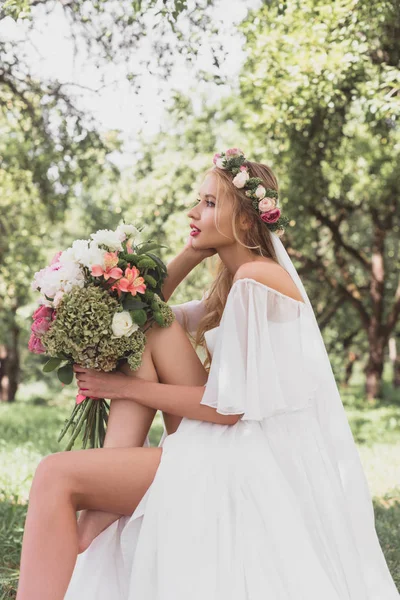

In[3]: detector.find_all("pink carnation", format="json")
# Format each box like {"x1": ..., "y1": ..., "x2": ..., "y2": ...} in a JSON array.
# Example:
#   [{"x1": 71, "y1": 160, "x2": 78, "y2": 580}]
[
  {"x1": 51, "y1": 251, "x2": 62, "y2": 265},
  {"x1": 260, "y1": 208, "x2": 281, "y2": 224},
  {"x1": 32, "y1": 305, "x2": 54, "y2": 320},
  {"x1": 28, "y1": 333, "x2": 46, "y2": 354},
  {"x1": 31, "y1": 317, "x2": 52, "y2": 337}
]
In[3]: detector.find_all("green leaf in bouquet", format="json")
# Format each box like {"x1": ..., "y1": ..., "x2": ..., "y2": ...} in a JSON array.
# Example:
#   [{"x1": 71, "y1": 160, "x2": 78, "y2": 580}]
[
  {"x1": 136, "y1": 243, "x2": 168, "y2": 255},
  {"x1": 130, "y1": 308, "x2": 148, "y2": 326},
  {"x1": 57, "y1": 363, "x2": 74, "y2": 385},
  {"x1": 43, "y1": 357, "x2": 63, "y2": 372},
  {"x1": 144, "y1": 274, "x2": 157, "y2": 287},
  {"x1": 147, "y1": 252, "x2": 168, "y2": 273},
  {"x1": 122, "y1": 296, "x2": 148, "y2": 310}
]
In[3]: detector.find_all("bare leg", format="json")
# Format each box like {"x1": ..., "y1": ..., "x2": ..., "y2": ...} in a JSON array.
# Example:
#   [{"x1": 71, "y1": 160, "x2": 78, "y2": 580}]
[
  {"x1": 76, "y1": 356, "x2": 159, "y2": 553},
  {"x1": 17, "y1": 319, "x2": 208, "y2": 599},
  {"x1": 17, "y1": 446, "x2": 163, "y2": 600},
  {"x1": 76, "y1": 321, "x2": 199, "y2": 552}
]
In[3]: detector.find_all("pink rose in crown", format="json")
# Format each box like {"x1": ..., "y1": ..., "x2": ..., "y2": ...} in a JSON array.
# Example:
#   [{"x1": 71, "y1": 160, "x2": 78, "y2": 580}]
[
  {"x1": 32, "y1": 305, "x2": 54, "y2": 320},
  {"x1": 212, "y1": 152, "x2": 222, "y2": 165},
  {"x1": 225, "y1": 147, "x2": 244, "y2": 158},
  {"x1": 31, "y1": 317, "x2": 52, "y2": 337},
  {"x1": 258, "y1": 197, "x2": 276, "y2": 212},
  {"x1": 260, "y1": 208, "x2": 281, "y2": 224},
  {"x1": 28, "y1": 333, "x2": 46, "y2": 354}
]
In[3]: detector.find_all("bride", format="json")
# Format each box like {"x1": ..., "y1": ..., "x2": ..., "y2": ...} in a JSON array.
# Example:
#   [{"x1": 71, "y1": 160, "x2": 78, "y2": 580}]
[{"x1": 16, "y1": 148, "x2": 399, "y2": 599}]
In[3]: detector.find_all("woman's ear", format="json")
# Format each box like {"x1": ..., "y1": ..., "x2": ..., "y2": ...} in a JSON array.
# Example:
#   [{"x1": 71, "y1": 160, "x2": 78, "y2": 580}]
[{"x1": 239, "y1": 215, "x2": 252, "y2": 231}]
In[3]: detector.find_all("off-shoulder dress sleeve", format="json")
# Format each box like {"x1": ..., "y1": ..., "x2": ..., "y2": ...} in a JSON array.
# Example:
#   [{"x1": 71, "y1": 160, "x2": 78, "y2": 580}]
[
  {"x1": 200, "y1": 278, "x2": 319, "y2": 421},
  {"x1": 170, "y1": 291, "x2": 208, "y2": 336}
]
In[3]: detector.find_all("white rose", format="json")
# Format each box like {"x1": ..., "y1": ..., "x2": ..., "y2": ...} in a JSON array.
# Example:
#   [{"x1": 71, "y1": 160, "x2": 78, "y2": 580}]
[
  {"x1": 78, "y1": 242, "x2": 107, "y2": 270},
  {"x1": 112, "y1": 311, "x2": 139, "y2": 338},
  {"x1": 90, "y1": 229, "x2": 123, "y2": 251},
  {"x1": 59, "y1": 247, "x2": 77, "y2": 266},
  {"x1": 115, "y1": 224, "x2": 141, "y2": 241},
  {"x1": 255, "y1": 185, "x2": 266, "y2": 199},
  {"x1": 215, "y1": 158, "x2": 225, "y2": 169},
  {"x1": 70, "y1": 239, "x2": 90, "y2": 264},
  {"x1": 232, "y1": 170, "x2": 250, "y2": 188}
]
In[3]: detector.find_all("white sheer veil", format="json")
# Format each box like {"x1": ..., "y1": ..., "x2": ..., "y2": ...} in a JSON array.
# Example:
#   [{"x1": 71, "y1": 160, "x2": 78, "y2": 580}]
[{"x1": 269, "y1": 230, "x2": 392, "y2": 590}]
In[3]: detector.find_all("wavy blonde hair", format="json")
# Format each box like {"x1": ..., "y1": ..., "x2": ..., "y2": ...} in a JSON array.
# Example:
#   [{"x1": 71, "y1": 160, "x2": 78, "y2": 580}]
[{"x1": 183, "y1": 159, "x2": 281, "y2": 373}]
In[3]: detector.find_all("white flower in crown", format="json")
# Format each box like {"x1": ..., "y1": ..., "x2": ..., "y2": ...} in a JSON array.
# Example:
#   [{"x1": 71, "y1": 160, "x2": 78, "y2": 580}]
[
  {"x1": 258, "y1": 197, "x2": 276, "y2": 212},
  {"x1": 232, "y1": 166, "x2": 250, "y2": 189},
  {"x1": 254, "y1": 185, "x2": 266, "y2": 199}
]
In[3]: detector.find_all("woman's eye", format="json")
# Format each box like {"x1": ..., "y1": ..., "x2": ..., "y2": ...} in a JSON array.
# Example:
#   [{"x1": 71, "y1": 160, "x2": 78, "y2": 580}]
[{"x1": 196, "y1": 197, "x2": 214, "y2": 207}]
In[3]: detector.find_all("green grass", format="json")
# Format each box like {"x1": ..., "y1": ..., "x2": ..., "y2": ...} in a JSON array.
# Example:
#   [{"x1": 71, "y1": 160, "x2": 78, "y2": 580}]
[{"x1": 0, "y1": 382, "x2": 399, "y2": 598}]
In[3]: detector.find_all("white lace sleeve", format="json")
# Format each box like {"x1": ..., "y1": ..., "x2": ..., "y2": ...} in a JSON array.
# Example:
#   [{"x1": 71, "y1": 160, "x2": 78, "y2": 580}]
[{"x1": 199, "y1": 278, "x2": 319, "y2": 421}]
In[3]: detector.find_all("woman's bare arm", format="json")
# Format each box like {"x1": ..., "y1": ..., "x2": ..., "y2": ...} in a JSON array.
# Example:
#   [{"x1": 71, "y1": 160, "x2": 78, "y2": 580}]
[{"x1": 121, "y1": 379, "x2": 241, "y2": 426}]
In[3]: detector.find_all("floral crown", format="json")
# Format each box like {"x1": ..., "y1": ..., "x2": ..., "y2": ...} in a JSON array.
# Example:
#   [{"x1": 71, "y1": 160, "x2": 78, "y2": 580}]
[{"x1": 212, "y1": 147, "x2": 289, "y2": 236}]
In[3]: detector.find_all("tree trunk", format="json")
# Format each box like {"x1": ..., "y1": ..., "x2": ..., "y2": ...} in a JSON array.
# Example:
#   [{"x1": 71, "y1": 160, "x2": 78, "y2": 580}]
[
  {"x1": 343, "y1": 350, "x2": 360, "y2": 386},
  {"x1": 0, "y1": 344, "x2": 8, "y2": 402},
  {"x1": 388, "y1": 335, "x2": 400, "y2": 388},
  {"x1": 0, "y1": 320, "x2": 20, "y2": 403},
  {"x1": 364, "y1": 334, "x2": 385, "y2": 402}
]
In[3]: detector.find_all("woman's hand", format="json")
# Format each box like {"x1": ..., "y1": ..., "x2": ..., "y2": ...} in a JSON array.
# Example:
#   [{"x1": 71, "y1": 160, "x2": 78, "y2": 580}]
[
  {"x1": 73, "y1": 365, "x2": 133, "y2": 400},
  {"x1": 183, "y1": 234, "x2": 217, "y2": 261}
]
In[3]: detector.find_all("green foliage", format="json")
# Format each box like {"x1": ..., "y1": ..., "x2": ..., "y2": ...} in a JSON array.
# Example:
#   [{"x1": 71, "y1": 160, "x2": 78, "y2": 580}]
[
  {"x1": 42, "y1": 358, "x2": 63, "y2": 373},
  {"x1": 56, "y1": 364, "x2": 74, "y2": 386}
]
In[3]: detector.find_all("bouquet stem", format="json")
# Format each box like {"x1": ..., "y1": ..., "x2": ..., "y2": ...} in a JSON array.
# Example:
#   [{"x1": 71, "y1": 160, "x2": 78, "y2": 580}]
[{"x1": 61, "y1": 398, "x2": 110, "y2": 451}]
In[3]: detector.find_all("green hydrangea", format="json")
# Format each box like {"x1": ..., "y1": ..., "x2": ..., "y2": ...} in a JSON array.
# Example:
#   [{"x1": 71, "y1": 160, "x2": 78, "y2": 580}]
[
  {"x1": 42, "y1": 285, "x2": 147, "y2": 371},
  {"x1": 152, "y1": 293, "x2": 176, "y2": 328}
]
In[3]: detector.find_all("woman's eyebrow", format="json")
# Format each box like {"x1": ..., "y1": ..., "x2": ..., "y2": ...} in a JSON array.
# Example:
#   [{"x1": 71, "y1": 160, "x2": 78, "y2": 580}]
[{"x1": 199, "y1": 193, "x2": 216, "y2": 199}]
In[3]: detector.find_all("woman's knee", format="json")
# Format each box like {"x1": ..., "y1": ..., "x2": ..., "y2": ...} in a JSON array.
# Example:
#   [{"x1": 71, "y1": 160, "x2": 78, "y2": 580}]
[{"x1": 31, "y1": 453, "x2": 72, "y2": 500}]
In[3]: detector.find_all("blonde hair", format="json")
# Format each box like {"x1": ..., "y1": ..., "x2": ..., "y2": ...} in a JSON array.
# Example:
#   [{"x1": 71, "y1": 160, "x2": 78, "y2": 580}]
[{"x1": 183, "y1": 159, "x2": 280, "y2": 373}]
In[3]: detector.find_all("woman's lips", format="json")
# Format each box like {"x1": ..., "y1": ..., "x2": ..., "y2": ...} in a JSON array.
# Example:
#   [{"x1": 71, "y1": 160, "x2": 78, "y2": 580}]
[{"x1": 190, "y1": 225, "x2": 201, "y2": 236}]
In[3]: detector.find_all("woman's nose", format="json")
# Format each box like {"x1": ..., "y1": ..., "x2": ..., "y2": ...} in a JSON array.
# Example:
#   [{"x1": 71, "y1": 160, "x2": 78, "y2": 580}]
[{"x1": 187, "y1": 206, "x2": 198, "y2": 219}]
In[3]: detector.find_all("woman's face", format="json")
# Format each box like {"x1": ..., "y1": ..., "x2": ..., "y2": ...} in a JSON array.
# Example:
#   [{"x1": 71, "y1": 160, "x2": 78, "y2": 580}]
[{"x1": 187, "y1": 173, "x2": 237, "y2": 250}]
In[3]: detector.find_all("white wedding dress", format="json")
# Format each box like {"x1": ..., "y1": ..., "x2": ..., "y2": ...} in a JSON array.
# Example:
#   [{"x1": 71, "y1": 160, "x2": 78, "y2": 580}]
[{"x1": 64, "y1": 277, "x2": 399, "y2": 599}]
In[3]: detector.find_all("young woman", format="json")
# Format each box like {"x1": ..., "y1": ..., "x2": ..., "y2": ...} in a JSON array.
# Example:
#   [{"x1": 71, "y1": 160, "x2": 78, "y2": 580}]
[{"x1": 17, "y1": 149, "x2": 399, "y2": 599}]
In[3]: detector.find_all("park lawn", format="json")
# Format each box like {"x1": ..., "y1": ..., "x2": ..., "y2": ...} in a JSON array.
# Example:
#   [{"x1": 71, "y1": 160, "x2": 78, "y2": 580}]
[{"x1": 0, "y1": 383, "x2": 399, "y2": 598}]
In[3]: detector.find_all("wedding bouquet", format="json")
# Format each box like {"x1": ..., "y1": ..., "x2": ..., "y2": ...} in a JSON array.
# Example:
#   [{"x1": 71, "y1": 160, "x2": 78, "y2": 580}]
[{"x1": 29, "y1": 223, "x2": 175, "y2": 451}]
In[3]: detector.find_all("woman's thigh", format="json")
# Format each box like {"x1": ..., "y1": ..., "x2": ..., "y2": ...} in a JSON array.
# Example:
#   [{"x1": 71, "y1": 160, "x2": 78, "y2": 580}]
[{"x1": 34, "y1": 446, "x2": 163, "y2": 515}]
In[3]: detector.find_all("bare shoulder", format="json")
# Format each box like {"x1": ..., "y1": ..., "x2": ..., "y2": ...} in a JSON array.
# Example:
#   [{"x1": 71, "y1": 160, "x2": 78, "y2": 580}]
[{"x1": 233, "y1": 260, "x2": 304, "y2": 303}]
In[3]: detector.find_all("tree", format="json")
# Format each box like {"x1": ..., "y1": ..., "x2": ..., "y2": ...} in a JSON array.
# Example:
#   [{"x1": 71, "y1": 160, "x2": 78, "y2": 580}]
[{"x1": 226, "y1": 0, "x2": 400, "y2": 400}]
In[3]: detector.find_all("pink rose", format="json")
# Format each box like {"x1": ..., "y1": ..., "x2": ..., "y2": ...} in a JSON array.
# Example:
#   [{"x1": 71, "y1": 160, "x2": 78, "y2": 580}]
[
  {"x1": 225, "y1": 147, "x2": 244, "y2": 158},
  {"x1": 28, "y1": 333, "x2": 46, "y2": 354},
  {"x1": 212, "y1": 152, "x2": 222, "y2": 165},
  {"x1": 32, "y1": 305, "x2": 54, "y2": 320},
  {"x1": 258, "y1": 197, "x2": 276, "y2": 212},
  {"x1": 260, "y1": 208, "x2": 281, "y2": 224},
  {"x1": 31, "y1": 317, "x2": 51, "y2": 337}
]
